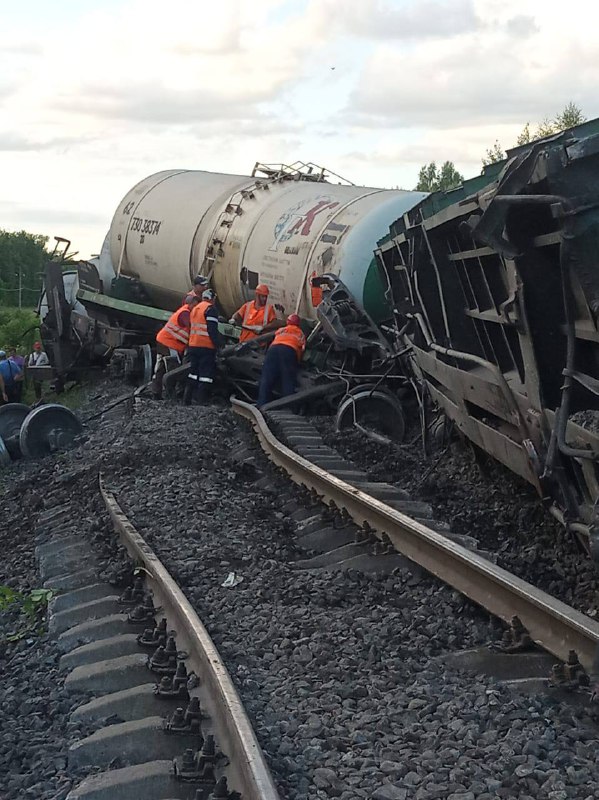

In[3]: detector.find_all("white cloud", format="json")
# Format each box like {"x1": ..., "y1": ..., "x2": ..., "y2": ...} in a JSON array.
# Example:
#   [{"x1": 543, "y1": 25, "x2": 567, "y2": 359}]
[
  {"x1": 505, "y1": 14, "x2": 539, "y2": 37},
  {"x1": 313, "y1": 0, "x2": 479, "y2": 39},
  {"x1": 0, "y1": 131, "x2": 87, "y2": 152},
  {"x1": 19, "y1": 0, "x2": 323, "y2": 128},
  {"x1": 347, "y1": 0, "x2": 598, "y2": 128},
  {"x1": 0, "y1": 0, "x2": 598, "y2": 259}
]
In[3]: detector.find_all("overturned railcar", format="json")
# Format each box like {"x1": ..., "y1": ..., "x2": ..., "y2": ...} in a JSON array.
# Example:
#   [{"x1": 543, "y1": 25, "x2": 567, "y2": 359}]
[
  {"x1": 40, "y1": 162, "x2": 424, "y2": 387},
  {"x1": 376, "y1": 120, "x2": 599, "y2": 553}
]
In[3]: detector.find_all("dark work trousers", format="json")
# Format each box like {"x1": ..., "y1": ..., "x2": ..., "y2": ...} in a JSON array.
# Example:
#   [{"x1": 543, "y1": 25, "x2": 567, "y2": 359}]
[
  {"x1": 257, "y1": 344, "x2": 298, "y2": 407},
  {"x1": 5, "y1": 383, "x2": 20, "y2": 403},
  {"x1": 186, "y1": 346, "x2": 217, "y2": 403}
]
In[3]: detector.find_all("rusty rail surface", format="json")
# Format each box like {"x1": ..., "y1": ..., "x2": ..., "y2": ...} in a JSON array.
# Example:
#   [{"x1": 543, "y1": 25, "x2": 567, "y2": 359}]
[
  {"x1": 232, "y1": 399, "x2": 599, "y2": 675},
  {"x1": 99, "y1": 475, "x2": 281, "y2": 800}
]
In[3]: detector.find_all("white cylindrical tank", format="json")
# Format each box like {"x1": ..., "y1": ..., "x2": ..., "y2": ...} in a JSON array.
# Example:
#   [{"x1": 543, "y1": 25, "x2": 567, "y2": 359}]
[{"x1": 109, "y1": 169, "x2": 426, "y2": 319}]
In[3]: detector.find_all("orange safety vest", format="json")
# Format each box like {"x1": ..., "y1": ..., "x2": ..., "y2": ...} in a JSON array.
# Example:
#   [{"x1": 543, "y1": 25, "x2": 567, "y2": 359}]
[
  {"x1": 189, "y1": 301, "x2": 216, "y2": 350},
  {"x1": 310, "y1": 272, "x2": 323, "y2": 307},
  {"x1": 237, "y1": 301, "x2": 276, "y2": 344},
  {"x1": 272, "y1": 324, "x2": 306, "y2": 361},
  {"x1": 156, "y1": 304, "x2": 191, "y2": 353}
]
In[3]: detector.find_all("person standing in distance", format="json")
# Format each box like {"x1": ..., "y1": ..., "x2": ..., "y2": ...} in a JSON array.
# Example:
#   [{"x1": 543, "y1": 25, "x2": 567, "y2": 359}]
[
  {"x1": 27, "y1": 342, "x2": 49, "y2": 400},
  {"x1": 185, "y1": 289, "x2": 220, "y2": 405},
  {"x1": 229, "y1": 284, "x2": 278, "y2": 344},
  {"x1": 257, "y1": 314, "x2": 306, "y2": 408}
]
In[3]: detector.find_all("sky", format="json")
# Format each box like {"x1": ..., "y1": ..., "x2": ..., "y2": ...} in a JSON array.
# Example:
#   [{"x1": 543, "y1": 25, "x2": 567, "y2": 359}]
[{"x1": 0, "y1": 0, "x2": 597, "y2": 258}]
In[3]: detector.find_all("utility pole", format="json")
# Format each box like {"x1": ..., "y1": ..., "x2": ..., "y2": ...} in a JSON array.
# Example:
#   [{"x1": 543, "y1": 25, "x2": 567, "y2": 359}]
[{"x1": 15, "y1": 269, "x2": 22, "y2": 308}]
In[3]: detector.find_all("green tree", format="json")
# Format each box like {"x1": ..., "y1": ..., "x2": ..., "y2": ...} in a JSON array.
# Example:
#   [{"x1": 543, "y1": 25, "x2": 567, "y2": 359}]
[
  {"x1": 0, "y1": 229, "x2": 48, "y2": 308},
  {"x1": 0, "y1": 308, "x2": 40, "y2": 355},
  {"x1": 0, "y1": 230, "x2": 49, "y2": 308},
  {"x1": 483, "y1": 103, "x2": 587, "y2": 166},
  {"x1": 536, "y1": 117, "x2": 557, "y2": 138},
  {"x1": 530, "y1": 103, "x2": 586, "y2": 140},
  {"x1": 482, "y1": 141, "x2": 505, "y2": 166},
  {"x1": 516, "y1": 122, "x2": 532, "y2": 145},
  {"x1": 554, "y1": 101, "x2": 586, "y2": 131},
  {"x1": 415, "y1": 160, "x2": 464, "y2": 192}
]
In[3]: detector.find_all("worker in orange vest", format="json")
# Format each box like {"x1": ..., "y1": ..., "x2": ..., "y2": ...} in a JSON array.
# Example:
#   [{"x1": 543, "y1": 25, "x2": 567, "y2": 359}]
[
  {"x1": 310, "y1": 271, "x2": 323, "y2": 307},
  {"x1": 257, "y1": 313, "x2": 306, "y2": 408},
  {"x1": 185, "y1": 289, "x2": 220, "y2": 405},
  {"x1": 229, "y1": 284, "x2": 278, "y2": 343},
  {"x1": 152, "y1": 294, "x2": 199, "y2": 399}
]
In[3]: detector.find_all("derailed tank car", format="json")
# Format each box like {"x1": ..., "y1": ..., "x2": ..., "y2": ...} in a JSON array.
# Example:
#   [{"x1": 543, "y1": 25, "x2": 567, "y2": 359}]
[
  {"x1": 41, "y1": 162, "x2": 424, "y2": 387},
  {"x1": 376, "y1": 120, "x2": 599, "y2": 555},
  {"x1": 108, "y1": 163, "x2": 425, "y2": 320}
]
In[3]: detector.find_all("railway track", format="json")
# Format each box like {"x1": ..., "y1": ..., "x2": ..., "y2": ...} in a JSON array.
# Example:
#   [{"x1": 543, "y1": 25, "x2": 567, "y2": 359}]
[
  {"x1": 232, "y1": 399, "x2": 599, "y2": 681},
  {"x1": 35, "y1": 475, "x2": 281, "y2": 800},
  {"x1": 6, "y1": 388, "x2": 599, "y2": 799}
]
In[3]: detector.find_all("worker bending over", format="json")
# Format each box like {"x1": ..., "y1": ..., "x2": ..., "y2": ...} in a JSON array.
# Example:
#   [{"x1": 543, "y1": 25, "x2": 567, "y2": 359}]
[
  {"x1": 185, "y1": 289, "x2": 220, "y2": 405},
  {"x1": 152, "y1": 293, "x2": 199, "y2": 399},
  {"x1": 257, "y1": 314, "x2": 306, "y2": 408},
  {"x1": 230, "y1": 284, "x2": 277, "y2": 343}
]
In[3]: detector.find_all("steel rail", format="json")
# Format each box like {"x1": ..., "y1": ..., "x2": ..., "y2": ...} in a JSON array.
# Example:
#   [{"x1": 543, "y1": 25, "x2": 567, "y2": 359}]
[
  {"x1": 99, "y1": 475, "x2": 281, "y2": 800},
  {"x1": 231, "y1": 398, "x2": 599, "y2": 675}
]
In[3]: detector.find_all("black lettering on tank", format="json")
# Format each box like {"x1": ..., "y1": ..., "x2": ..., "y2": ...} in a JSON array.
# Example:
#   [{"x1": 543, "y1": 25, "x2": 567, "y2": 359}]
[{"x1": 129, "y1": 217, "x2": 162, "y2": 237}]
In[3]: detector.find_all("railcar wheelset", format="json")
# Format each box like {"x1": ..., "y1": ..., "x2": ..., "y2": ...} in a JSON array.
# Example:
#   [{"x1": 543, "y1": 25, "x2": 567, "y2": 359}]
[{"x1": 0, "y1": 403, "x2": 83, "y2": 466}]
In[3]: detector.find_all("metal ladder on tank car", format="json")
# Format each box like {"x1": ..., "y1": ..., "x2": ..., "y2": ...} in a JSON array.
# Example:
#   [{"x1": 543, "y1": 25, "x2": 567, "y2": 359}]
[{"x1": 202, "y1": 162, "x2": 354, "y2": 280}]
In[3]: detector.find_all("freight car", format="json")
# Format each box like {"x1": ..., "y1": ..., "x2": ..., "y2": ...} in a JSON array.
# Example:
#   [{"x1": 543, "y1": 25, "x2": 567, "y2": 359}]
[{"x1": 376, "y1": 119, "x2": 599, "y2": 556}]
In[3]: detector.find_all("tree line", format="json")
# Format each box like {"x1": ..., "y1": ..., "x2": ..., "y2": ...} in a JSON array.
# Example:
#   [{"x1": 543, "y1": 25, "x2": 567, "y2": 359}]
[
  {"x1": 414, "y1": 102, "x2": 587, "y2": 193},
  {"x1": 0, "y1": 230, "x2": 49, "y2": 309}
]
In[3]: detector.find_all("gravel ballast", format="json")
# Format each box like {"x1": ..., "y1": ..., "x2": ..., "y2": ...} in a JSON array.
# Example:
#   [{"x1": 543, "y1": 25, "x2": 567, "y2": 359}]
[
  {"x1": 2, "y1": 386, "x2": 599, "y2": 799},
  {"x1": 0, "y1": 463, "x2": 101, "y2": 799},
  {"x1": 313, "y1": 419, "x2": 599, "y2": 620}
]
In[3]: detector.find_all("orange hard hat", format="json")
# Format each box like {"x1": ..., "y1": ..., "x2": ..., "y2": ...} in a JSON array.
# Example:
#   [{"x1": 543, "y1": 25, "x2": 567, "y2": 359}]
[
  {"x1": 287, "y1": 314, "x2": 300, "y2": 326},
  {"x1": 255, "y1": 284, "x2": 269, "y2": 296}
]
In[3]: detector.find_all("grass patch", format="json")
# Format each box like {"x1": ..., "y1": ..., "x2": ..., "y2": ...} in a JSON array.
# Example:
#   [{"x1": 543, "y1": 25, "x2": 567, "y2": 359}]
[{"x1": 0, "y1": 585, "x2": 54, "y2": 642}]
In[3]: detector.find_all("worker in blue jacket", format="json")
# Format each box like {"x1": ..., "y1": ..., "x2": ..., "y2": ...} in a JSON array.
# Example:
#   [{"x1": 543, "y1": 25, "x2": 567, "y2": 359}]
[{"x1": 0, "y1": 350, "x2": 22, "y2": 404}]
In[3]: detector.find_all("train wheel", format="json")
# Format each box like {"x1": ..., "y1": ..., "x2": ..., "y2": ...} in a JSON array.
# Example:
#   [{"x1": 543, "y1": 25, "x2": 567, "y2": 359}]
[
  {"x1": 20, "y1": 405, "x2": 83, "y2": 459},
  {"x1": 0, "y1": 403, "x2": 30, "y2": 459},
  {"x1": 0, "y1": 434, "x2": 11, "y2": 467},
  {"x1": 335, "y1": 387, "x2": 405, "y2": 443}
]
